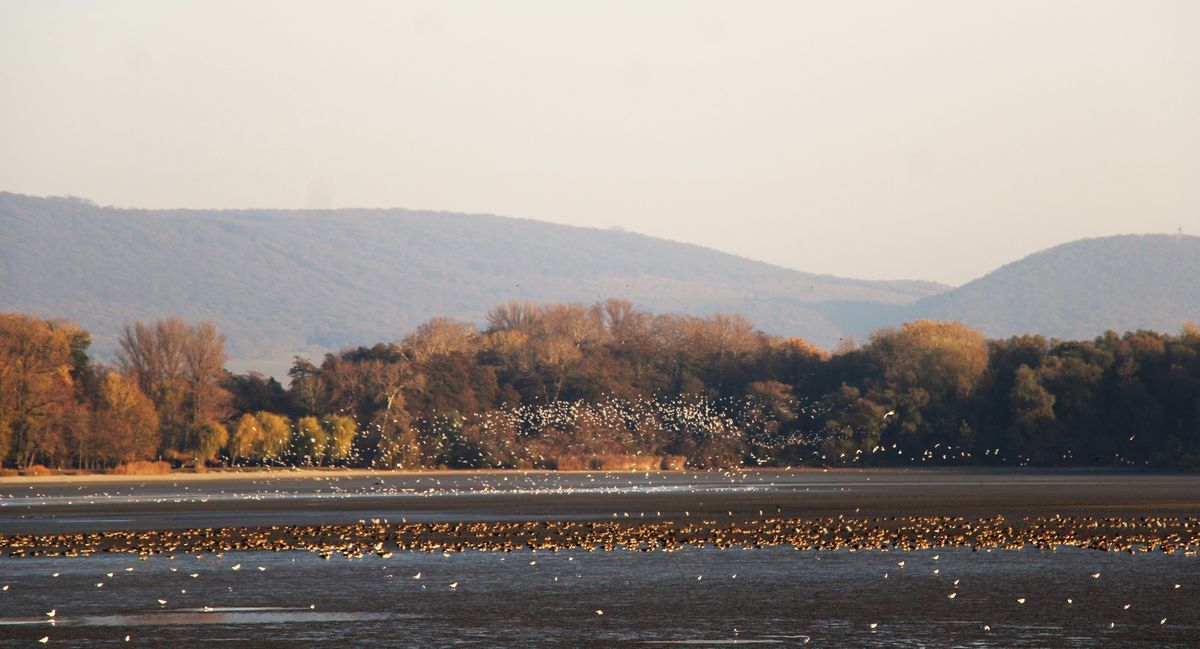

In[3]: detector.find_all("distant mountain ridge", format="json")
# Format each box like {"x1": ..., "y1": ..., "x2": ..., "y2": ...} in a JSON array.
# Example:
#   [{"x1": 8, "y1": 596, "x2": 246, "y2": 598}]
[
  {"x1": 908, "y1": 233, "x2": 1200, "y2": 340},
  {"x1": 3, "y1": 193, "x2": 1196, "y2": 368},
  {"x1": 0, "y1": 192, "x2": 942, "y2": 359}
]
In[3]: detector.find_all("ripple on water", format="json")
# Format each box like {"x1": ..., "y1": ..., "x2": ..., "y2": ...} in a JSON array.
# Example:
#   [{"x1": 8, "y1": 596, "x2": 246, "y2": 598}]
[{"x1": 0, "y1": 609, "x2": 393, "y2": 627}]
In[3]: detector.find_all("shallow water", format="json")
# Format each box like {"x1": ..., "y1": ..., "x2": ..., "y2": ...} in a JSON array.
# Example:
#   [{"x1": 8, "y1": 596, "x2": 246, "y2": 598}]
[
  {"x1": 4, "y1": 468, "x2": 1199, "y2": 534},
  {"x1": 2, "y1": 470, "x2": 1198, "y2": 646},
  {"x1": 1, "y1": 547, "x2": 1195, "y2": 647}
]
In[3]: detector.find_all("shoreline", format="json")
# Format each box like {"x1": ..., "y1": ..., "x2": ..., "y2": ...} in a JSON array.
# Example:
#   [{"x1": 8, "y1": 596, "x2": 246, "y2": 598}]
[
  {"x1": 1, "y1": 464, "x2": 1184, "y2": 486},
  {"x1": 5, "y1": 469, "x2": 1200, "y2": 538}
]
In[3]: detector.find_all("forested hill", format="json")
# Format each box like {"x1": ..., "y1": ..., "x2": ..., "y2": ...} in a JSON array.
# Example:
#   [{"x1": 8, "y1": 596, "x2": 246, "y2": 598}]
[
  {"x1": 0, "y1": 192, "x2": 943, "y2": 357},
  {"x1": 908, "y1": 234, "x2": 1200, "y2": 340}
]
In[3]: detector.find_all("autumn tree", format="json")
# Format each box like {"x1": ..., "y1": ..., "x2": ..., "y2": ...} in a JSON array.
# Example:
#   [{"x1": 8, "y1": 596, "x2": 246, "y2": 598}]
[
  {"x1": 117, "y1": 319, "x2": 188, "y2": 430},
  {"x1": 229, "y1": 413, "x2": 262, "y2": 465},
  {"x1": 862, "y1": 320, "x2": 989, "y2": 450},
  {"x1": 255, "y1": 411, "x2": 292, "y2": 462},
  {"x1": 403, "y1": 318, "x2": 477, "y2": 362},
  {"x1": 296, "y1": 415, "x2": 328, "y2": 466},
  {"x1": 183, "y1": 321, "x2": 232, "y2": 428},
  {"x1": 193, "y1": 421, "x2": 229, "y2": 468},
  {"x1": 0, "y1": 315, "x2": 80, "y2": 467},
  {"x1": 325, "y1": 415, "x2": 357, "y2": 464},
  {"x1": 486, "y1": 300, "x2": 542, "y2": 333},
  {"x1": 288, "y1": 356, "x2": 327, "y2": 416},
  {"x1": 118, "y1": 318, "x2": 232, "y2": 454},
  {"x1": 869, "y1": 320, "x2": 989, "y2": 399},
  {"x1": 93, "y1": 372, "x2": 160, "y2": 466}
]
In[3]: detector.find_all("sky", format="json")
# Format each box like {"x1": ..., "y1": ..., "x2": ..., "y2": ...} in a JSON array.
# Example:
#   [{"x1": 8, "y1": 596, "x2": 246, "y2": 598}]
[{"x1": 2, "y1": 1, "x2": 1198, "y2": 286}]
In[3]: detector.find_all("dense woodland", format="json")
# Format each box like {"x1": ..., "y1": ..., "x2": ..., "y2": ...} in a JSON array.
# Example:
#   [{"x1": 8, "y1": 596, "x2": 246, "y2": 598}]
[{"x1": 2, "y1": 301, "x2": 1199, "y2": 472}]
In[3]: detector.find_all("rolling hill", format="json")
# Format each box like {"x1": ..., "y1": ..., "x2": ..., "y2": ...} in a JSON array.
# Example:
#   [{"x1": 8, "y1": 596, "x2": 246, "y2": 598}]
[
  {"x1": 4, "y1": 193, "x2": 1196, "y2": 373},
  {"x1": 0, "y1": 192, "x2": 942, "y2": 363},
  {"x1": 907, "y1": 234, "x2": 1200, "y2": 340}
]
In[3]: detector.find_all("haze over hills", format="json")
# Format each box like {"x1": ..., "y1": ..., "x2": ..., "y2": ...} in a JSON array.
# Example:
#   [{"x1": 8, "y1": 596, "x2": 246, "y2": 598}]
[
  {"x1": 0, "y1": 192, "x2": 942, "y2": 363},
  {"x1": 907, "y1": 234, "x2": 1200, "y2": 340},
  {"x1": 2, "y1": 192, "x2": 1197, "y2": 374}
]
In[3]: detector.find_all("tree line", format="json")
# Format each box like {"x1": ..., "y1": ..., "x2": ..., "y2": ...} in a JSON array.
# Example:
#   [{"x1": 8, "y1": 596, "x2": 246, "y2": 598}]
[{"x1": 2, "y1": 301, "x2": 1198, "y2": 471}]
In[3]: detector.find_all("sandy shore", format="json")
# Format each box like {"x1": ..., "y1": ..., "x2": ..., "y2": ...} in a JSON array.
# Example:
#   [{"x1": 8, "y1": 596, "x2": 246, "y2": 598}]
[{"x1": 0, "y1": 466, "x2": 748, "y2": 485}]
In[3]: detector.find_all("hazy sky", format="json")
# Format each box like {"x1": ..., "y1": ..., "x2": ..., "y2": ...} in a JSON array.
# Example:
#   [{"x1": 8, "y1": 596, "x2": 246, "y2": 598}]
[{"x1": 2, "y1": 1, "x2": 1198, "y2": 285}]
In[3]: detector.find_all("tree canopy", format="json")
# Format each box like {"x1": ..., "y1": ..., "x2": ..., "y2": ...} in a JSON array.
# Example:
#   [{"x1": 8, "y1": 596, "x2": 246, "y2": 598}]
[{"x1": 2, "y1": 306, "x2": 1199, "y2": 471}]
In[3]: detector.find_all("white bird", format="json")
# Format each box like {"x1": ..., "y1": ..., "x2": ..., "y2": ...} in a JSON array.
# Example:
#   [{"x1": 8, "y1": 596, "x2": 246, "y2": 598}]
[
  {"x1": 449, "y1": 582, "x2": 458, "y2": 589},
  {"x1": 46, "y1": 610, "x2": 56, "y2": 618},
  {"x1": 1017, "y1": 598, "x2": 1026, "y2": 604},
  {"x1": 231, "y1": 564, "x2": 241, "y2": 571},
  {"x1": 883, "y1": 410, "x2": 896, "y2": 419},
  {"x1": 595, "y1": 609, "x2": 604, "y2": 615},
  {"x1": 157, "y1": 599, "x2": 167, "y2": 606},
  {"x1": 38, "y1": 637, "x2": 48, "y2": 644}
]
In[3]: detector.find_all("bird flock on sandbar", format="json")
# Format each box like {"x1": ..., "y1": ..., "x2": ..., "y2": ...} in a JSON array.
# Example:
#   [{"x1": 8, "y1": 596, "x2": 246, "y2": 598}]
[{"x1": 3, "y1": 513, "x2": 1196, "y2": 558}]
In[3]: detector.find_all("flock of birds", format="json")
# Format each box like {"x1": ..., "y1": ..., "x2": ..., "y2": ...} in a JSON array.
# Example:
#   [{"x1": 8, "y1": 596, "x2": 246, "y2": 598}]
[
  {"x1": 371, "y1": 393, "x2": 1117, "y2": 470},
  {"x1": 0, "y1": 513, "x2": 1195, "y2": 644},
  {"x1": 0, "y1": 470, "x2": 791, "y2": 512},
  {"x1": 406, "y1": 395, "x2": 768, "y2": 470},
  {"x1": 3, "y1": 514, "x2": 1198, "y2": 558},
  {"x1": 1, "y1": 464, "x2": 1197, "y2": 644},
  {"x1": 402, "y1": 393, "x2": 991, "y2": 470}
]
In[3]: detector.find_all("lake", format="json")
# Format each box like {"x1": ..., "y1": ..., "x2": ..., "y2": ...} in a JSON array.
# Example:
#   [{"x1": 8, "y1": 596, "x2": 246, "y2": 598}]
[{"x1": 0, "y1": 469, "x2": 1197, "y2": 646}]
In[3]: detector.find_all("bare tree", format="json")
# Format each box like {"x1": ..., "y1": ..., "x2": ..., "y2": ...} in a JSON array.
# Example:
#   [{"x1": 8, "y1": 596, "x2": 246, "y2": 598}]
[
  {"x1": 182, "y1": 321, "x2": 231, "y2": 426},
  {"x1": 403, "y1": 318, "x2": 478, "y2": 362},
  {"x1": 486, "y1": 300, "x2": 541, "y2": 332},
  {"x1": 116, "y1": 318, "x2": 231, "y2": 453}
]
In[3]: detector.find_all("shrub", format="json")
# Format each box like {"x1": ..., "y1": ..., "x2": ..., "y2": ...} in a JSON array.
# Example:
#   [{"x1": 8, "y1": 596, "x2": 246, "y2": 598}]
[{"x1": 110, "y1": 460, "x2": 171, "y2": 475}]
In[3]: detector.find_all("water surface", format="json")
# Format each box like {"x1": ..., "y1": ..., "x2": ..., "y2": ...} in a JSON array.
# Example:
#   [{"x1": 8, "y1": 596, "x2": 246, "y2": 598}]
[{"x1": 0, "y1": 547, "x2": 1195, "y2": 647}]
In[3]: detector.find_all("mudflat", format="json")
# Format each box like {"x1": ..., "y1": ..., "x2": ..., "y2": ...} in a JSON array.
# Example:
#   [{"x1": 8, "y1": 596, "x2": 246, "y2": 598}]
[
  {"x1": 3, "y1": 469, "x2": 1198, "y2": 648},
  {"x1": 2, "y1": 468, "x2": 1197, "y2": 535}
]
